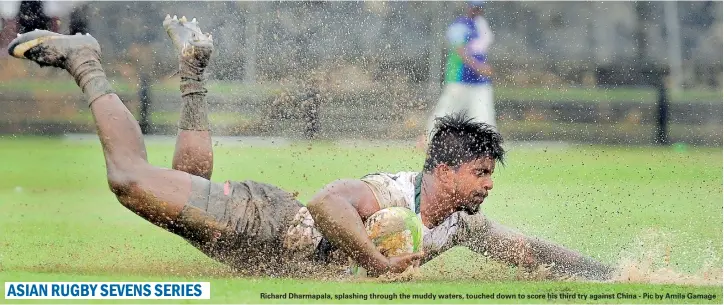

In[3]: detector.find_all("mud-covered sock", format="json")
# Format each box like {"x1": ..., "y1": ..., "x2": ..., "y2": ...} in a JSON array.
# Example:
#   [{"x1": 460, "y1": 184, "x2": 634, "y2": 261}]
[
  {"x1": 178, "y1": 58, "x2": 209, "y2": 131},
  {"x1": 67, "y1": 49, "x2": 115, "y2": 106}
]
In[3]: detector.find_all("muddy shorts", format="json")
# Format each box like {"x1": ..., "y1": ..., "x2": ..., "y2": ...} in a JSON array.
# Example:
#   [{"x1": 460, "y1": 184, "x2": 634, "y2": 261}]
[{"x1": 175, "y1": 175, "x2": 306, "y2": 274}]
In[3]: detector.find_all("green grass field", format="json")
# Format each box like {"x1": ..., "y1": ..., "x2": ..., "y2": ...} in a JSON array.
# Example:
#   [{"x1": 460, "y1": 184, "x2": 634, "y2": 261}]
[{"x1": 0, "y1": 136, "x2": 721, "y2": 303}]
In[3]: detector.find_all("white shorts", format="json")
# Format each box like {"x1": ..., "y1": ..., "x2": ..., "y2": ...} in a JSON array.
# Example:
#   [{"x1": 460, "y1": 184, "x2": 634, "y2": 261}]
[{"x1": 426, "y1": 83, "x2": 496, "y2": 139}]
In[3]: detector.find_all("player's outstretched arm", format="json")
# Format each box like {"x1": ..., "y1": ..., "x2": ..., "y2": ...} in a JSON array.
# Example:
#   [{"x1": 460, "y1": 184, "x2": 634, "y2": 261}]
[
  {"x1": 307, "y1": 179, "x2": 423, "y2": 276},
  {"x1": 459, "y1": 212, "x2": 614, "y2": 281}
]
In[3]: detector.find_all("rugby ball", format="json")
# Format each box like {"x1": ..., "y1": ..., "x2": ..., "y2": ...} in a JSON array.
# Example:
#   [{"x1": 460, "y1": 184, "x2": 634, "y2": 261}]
[{"x1": 349, "y1": 207, "x2": 424, "y2": 276}]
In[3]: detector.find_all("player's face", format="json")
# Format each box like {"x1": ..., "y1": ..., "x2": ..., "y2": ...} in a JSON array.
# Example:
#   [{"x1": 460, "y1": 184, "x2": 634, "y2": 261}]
[{"x1": 451, "y1": 157, "x2": 495, "y2": 214}]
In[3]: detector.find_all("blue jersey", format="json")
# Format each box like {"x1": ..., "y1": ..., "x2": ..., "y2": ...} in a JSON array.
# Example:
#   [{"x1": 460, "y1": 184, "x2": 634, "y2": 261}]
[{"x1": 445, "y1": 16, "x2": 493, "y2": 85}]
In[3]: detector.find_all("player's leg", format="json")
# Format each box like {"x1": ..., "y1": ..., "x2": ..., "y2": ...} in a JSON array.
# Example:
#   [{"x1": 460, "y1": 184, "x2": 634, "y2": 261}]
[
  {"x1": 164, "y1": 15, "x2": 214, "y2": 179},
  {"x1": 468, "y1": 84, "x2": 497, "y2": 128},
  {"x1": 7, "y1": 30, "x2": 215, "y2": 233},
  {"x1": 8, "y1": 27, "x2": 317, "y2": 275},
  {"x1": 425, "y1": 83, "x2": 466, "y2": 140}
]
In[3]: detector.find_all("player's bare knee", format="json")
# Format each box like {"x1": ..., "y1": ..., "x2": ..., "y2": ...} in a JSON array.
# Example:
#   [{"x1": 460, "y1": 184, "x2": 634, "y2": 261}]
[
  {"x1": 106, "y1": 170, "x2": 137, "y2": 197},
  {"x1": 105, "y1": 163, "x2": 151, "y2": 196}
]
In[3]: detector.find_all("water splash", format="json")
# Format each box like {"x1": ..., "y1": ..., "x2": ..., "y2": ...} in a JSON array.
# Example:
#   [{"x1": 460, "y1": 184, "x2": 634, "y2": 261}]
[{"x1": 610, "y1": 228, "x2": 721, "y2": 286}]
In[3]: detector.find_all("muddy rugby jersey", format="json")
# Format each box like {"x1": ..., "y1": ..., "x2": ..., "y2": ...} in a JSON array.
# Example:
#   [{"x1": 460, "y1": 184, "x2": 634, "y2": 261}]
[
  {"x1": 282, "y1": 171, "x2": 468, "y2": 264},
  {"x1": 360, "y1": 172, "x2": 466, "y2": 258}
]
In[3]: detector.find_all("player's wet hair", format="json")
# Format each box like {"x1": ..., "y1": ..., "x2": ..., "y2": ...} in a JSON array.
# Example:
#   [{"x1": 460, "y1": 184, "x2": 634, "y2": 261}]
[{"x1": 423, "y1": 111, "x2": 505, "y2": 172}]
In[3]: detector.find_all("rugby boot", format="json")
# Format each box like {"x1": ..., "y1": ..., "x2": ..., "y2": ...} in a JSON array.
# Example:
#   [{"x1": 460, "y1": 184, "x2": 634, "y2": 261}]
[
  {"x1": 8, "y1": 30, "x2": 101, "y2": 70},
  {"x1": 7, "y1": 30, "x2": 113, "y2": 104},
  {"x1": 163, "y1": 15, "x2": 213, "y2": 85}
]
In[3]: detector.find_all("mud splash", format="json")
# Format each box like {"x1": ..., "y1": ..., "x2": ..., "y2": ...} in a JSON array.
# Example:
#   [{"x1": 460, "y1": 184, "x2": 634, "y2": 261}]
[{"x1": 610, "y1": 229, "x2": 721, "y2": 286}]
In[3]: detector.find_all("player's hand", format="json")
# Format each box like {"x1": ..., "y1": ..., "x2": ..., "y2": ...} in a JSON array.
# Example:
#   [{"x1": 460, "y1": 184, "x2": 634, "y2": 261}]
[
  {"x1": 369, "y1": 252, "x2": 424, "y2": 276},
  {"x1": 475, "y1": 63, "x2": 494, "y2": 77}
]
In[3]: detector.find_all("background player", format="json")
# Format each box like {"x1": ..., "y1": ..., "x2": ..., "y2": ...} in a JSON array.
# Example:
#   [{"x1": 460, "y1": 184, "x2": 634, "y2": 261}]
[{"x1": 425, "y1": 1, "x2": 497, "y2": 142}]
